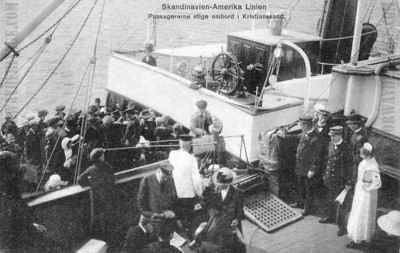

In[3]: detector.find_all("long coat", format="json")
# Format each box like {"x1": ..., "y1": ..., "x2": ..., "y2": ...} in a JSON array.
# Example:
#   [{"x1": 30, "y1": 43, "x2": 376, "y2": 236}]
[
  {"x1": 323, "y1": 141, "x2": 353, "y2": 191},
  {"x1": 78, "y1": 161, "x2": 116, "y2": 240},
  {"x1": 137, "y1": 173, "x2": 177, "y2": 218},
  {"x1": 295, "y1": 130, "x2": 323, "y2": 176},
  {"x1": 202, "y1": 185, "x2": 245, "y2": 252}
]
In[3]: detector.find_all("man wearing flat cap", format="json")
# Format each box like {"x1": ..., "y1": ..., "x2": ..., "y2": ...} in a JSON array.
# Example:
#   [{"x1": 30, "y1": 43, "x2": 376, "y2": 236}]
[
  {"x1": 190, "y1": 100, "x2": 213, "y2": 137},
  {"x1": 168, "y1": 134, "x2": 203, "y2": 231},
  {"x1": 78, "y1": 148, "x2": 116, "y2": 242},
  {"x1": 142, "y1": 41, "x2": 157, "y2": 67},
  {"x1": 294, "y1": 115, "x2": 324, "y2": 216},
  {"x1": 137, "y1": 159, "x2": 177, "y2": 235},
  {"x1": 319, "y1": 125, "x2": 353, "y2": 237},
  {"x1": 55, "y1": 105, "x2": 66, "y2": 120}
]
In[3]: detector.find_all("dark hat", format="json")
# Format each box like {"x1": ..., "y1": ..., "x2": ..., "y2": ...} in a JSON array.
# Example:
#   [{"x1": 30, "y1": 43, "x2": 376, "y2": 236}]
[
  {"x1": 112, "y1": 109, "x2": 121, "y2": 117},
  {"x1": 317, "y1": 109, "x2": 330, "y2": 116},
  {"x1": 88, "y1": 105, "x2": 98, "y2": 115},
  {"x1": 346, "y1": 114, "x2": 364, "y2": 125},
  {"x1": 328, "y1": 125, "x2": 344, "y2": 136},
  {"x1": 144, "y1": 41, "x2": 154, "y2": 52},
  {"x1": 94, "y1": 97, "x2": 101, "y2": 103},
  {"x1": 140, "y1": 109, "x2": 153, "y2": 120},
  {"x1": 299, "y1": 115, "x2": 313, "y2": 123},
  {"x1": 38, "y1": 110, "x2": 48, "y2": 118},
  {"x1": 196, "y1": 100, "x2": 207, "y2": 110},
  {"x1": 89, "y1": 148, "x2": 105, "y2": 161},
  {"x1": 179, "y1": 134, "x2": 193, "y2": 142},
  {"x1": 125, "y1": 104, "x2": 136, "y2": 114},
  {"x1": 56, "y1": 105, "x2": 66, "y2": 112},
  {"x1": 214, "y1": 167, "x2": 234, "y2": 185}
]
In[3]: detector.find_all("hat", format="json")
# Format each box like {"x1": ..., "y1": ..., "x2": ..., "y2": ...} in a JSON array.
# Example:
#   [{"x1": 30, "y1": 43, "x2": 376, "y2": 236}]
[
  {"x1": 88, "y1": 105, "x2": 98, "y2": 115},
  {"x1": 213, "y1": 167, "x2": 235, "y2": 185},
  {"x1": 346, "y1": 114, "x2": 364, "y2": 125},
  {"x1": 89, "y1": 148, "x2": 105, "y2": 161},
  {"x1": 44, "y1": 174, "x2": 67, "y2": 191},
  {"x1": 362, "y1": 142, "x2": 373, "y2": 152},
  {"x1": 144, "y1": 41, "x2": 154, "y2": 52},
  {"x1": 299, "y1": 115, "x2": 313, "y2": 123},
  {"x1": 125, "y1": 105, "x2": 136, "y2": 114},
  {"x1": 378, "y1": 211, "x2": 400, "y2": 236},
  {"x1": 38, "y1": 110, "x2": 48, "y2": 118},
  {"x1": 328, "y1": 125, "x2": 343, "y2": 136},
  {"x1": 196, "y1": 100, "x2": 207, "y2": 110},
  {"x1": 112, "y1": 109, "x2": 121, "y2": 117},
  {"x1": 314, "y1": 103, "x2": 326, "y2": 112},
  {"x1": 179, "y1": 134, "x2": 193, "y2": 142},
  {"x1": 56, "y1": 105, "x2": 66, "y2": 112},
  {"x1": 159, "y1": 160, "x2": 173, "y2": 173},
  {"x1": 140, "y1": 109, "x2": 153, "y2": 120},
  {"x1": 318, "y1": 109, "x2": 330, "y2": 116}
]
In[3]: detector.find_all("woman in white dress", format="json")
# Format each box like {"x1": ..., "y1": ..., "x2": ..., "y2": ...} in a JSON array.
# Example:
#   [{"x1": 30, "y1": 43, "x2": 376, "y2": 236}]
[{"x1": 347, "y1": 142, "x2": 382, "y2": 249}]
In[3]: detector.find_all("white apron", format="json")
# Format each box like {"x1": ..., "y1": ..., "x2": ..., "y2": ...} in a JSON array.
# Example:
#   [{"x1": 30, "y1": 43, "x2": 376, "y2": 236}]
[{"x1": 347, "y1": 157, "x2": 381, "y2": 243}]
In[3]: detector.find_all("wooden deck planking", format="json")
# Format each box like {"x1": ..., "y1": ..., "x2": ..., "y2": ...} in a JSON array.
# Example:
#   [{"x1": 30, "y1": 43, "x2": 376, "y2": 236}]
[{"x1": 242, "y1": 214, "x2": 360, "y2": 253}]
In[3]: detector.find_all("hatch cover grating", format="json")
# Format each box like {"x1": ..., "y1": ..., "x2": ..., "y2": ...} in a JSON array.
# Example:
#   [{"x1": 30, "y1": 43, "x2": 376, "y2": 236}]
[{"x1": 244, "y1": 193, "x2": 303, "y2": 232}]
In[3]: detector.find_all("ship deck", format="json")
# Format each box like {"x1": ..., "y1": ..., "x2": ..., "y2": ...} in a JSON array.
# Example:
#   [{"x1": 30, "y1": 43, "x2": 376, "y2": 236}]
[{"x1": 242, "y1": 215, "x2": 358, "y2": 253}]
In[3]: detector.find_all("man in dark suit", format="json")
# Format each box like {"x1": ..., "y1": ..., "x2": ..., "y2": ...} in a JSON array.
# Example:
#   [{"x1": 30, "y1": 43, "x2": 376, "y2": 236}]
[
  {"x1": 137, "y1": 160, "x2": 177, "y2": 233},
  {"x1": 294, "y1": 115, "x2": 324, "y2": 216},
  {"x1": 346, "y1": 114, "x2": 368, "y2": 181},
  {"x1": 78, "y1": 148, "x2": 116, "y2": 242},
  {"x1": 199, "y1": 167, "x2": 246, "y2": 253},
  {"x1": 142, "y1": 42, "x2": 157, "y2": 67},
  {"x1": 122, "y1": 214, "x2": 157, "y2": 253},
  {"x1": 319, "y1": 126, "x2": 353, "y2": 237}
]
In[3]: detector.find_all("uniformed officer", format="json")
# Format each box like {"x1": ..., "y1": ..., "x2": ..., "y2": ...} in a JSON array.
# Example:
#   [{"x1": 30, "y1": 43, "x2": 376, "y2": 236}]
[
  {"x1": 346, "y1": 114, "x2": 368, "y2": 179},
  {"x1": 190, "y1": 100, "x2": 213, "y2": 137},
  {"x1": 294, "y1": 115, "x2": 323, "y2": 216},
  {"x1": 319, "y1": 126, "x2": 353, "y2": 237},
  {"x1": 142, "y1": 41, "x2": 157, "y2": 67}
]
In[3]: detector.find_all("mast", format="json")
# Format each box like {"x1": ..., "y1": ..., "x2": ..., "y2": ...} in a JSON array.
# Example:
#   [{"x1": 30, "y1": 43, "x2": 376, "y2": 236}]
[
  {"x1": 349, "y1": 0, "x2": 364, "y2": 65},
  {"x1": 344, "y1": 0, "x2": 364, "y2": 115},
  {"x1": 0, "y1": 0, "x2": 66, "y2": 62}
]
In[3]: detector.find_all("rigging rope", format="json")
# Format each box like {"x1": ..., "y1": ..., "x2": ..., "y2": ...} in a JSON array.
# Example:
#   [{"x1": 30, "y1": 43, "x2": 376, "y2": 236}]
[
  {"x1": 17, "y1": 0, "x2": 84, "y2": 52},
  {"x1": 74, "y1": 0, "x2": 106, "y2": 183},
  {"x1": 12, "y1": 0, "x2": 99, "y2": 120},
  {"x1": 35, "y1": 61, "x2": 92, "y2": 192},
  {"x1": 0, "y1": 54, "x2": 16, "y2": 89},
  {"x1": 0, "y1": 42, "x2": 47, "y2": 114}
]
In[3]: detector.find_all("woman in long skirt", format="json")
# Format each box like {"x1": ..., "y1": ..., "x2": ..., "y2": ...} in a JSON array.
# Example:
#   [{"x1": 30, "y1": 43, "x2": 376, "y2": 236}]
[{"x1": 347, "y1": 142, "x2": 381, "y2": 249}]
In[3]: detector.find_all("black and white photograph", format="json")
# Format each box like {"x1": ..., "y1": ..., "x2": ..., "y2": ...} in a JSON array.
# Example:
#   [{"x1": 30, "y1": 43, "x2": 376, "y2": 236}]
[{"x1": 0, "y1": 0, "x2": 400, "y2": 252}]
